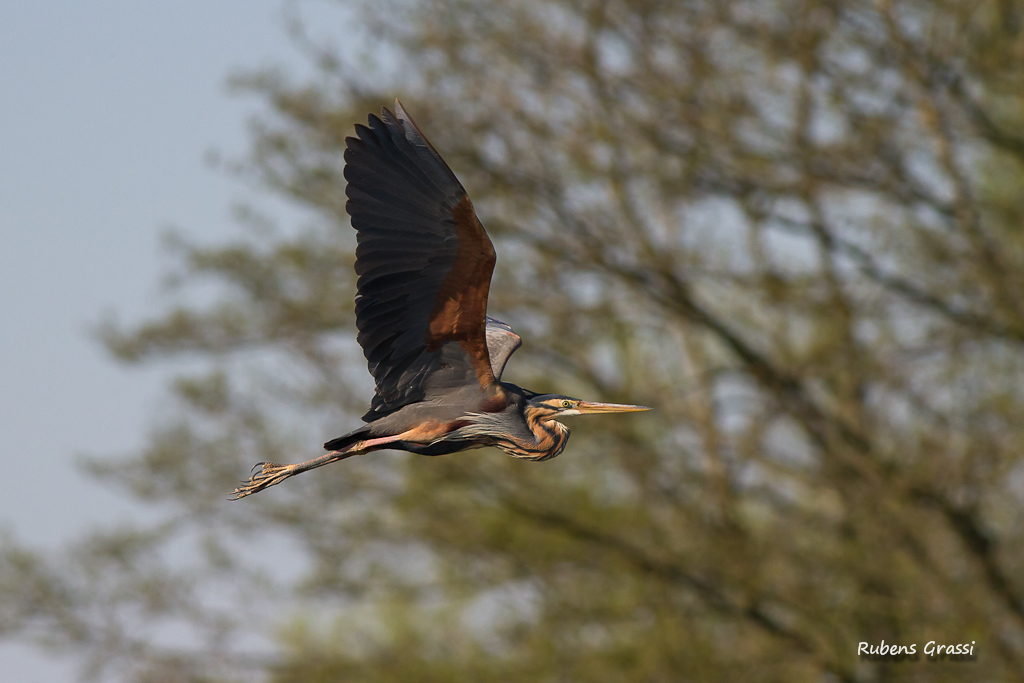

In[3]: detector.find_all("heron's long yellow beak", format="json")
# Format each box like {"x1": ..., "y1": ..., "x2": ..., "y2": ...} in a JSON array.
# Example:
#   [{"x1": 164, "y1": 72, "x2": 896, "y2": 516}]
[{"x1": 576, "y1": 401, "x2": 651, "y2": 414}]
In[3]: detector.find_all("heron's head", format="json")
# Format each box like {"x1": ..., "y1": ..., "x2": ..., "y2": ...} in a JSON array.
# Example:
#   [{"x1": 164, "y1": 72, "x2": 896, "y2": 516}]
[{"x1": 525, "y1": 394, "x2": 650, "y2": 421}]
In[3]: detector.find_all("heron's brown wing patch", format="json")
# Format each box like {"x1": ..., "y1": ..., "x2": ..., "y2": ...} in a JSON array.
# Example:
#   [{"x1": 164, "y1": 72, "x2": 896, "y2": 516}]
[{"x1": 345, "y1": 101, "x2": 498, "y2": 421}]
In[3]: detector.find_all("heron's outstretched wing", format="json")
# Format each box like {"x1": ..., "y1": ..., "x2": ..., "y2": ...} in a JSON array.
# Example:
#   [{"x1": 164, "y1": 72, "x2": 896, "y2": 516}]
[
  {"x1": 345, "y1": 101, "x2": 498, "y2": 421},
  {"x1": 485, "y1": 316, "x2": 521, "y2": 380}
]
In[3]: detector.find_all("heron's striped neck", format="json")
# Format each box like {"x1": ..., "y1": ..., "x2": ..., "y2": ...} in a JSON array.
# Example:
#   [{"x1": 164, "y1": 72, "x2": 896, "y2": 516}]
[{"x1": 507, "y1": 410, "x2": 569, "y2": 462}]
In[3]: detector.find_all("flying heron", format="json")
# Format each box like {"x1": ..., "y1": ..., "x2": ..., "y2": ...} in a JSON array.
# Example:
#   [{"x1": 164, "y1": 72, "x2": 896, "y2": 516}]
[{"x1": 231, "y1": 101, "x2": 649, "y2": 499}]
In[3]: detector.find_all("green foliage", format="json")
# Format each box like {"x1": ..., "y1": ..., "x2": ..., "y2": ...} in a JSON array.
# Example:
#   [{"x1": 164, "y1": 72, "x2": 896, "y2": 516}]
[{"x1": 5, "y1": 0, "x2": 1024, "y2": 680}]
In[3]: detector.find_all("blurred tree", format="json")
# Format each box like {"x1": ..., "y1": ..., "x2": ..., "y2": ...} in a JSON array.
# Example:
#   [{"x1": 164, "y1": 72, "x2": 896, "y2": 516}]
[{"x1": 4, "y1": 0, "x2": 1024, "y2": 680}]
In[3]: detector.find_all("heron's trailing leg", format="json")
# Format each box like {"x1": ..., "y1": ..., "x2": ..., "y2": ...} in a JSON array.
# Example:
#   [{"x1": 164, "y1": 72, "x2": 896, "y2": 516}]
[{"x1": 229, "y1": 434, "x2": 405, "y2": 500}]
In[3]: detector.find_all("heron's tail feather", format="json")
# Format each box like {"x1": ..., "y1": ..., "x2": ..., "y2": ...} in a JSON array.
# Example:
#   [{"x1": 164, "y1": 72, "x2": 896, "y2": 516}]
[{"x1": 323, "y1": 424, "x2": 375, "y2": 452}]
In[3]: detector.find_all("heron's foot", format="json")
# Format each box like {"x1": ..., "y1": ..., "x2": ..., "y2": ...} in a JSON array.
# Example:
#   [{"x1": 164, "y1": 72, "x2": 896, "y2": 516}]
[{"x1": 229, "y1": 462, "x2": 298, "y2": 500}]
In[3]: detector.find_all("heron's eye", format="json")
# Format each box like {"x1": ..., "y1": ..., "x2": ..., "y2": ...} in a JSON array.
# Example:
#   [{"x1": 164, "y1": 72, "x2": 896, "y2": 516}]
[{"x1": 561, "y1": 400, "x2": 572, "y2": 409}]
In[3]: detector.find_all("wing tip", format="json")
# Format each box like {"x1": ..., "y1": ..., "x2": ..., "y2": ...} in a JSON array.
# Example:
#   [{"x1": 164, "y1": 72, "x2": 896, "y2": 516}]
[
  {"x1": 393, "y1": 98, "x2": 409, "y2": 122},
  {"x1": 382, "y1": 99, "x2": 429, "y2": 150}
]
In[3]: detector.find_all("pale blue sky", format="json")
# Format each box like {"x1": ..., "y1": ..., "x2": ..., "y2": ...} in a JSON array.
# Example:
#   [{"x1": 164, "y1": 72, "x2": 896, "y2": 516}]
[{"x1": 0, "y1": 2, "x2": 319, "y2": 678}]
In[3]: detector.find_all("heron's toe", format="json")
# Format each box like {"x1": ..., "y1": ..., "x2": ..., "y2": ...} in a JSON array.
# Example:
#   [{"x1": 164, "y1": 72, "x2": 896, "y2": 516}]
[{"x1": 229, "y1": 462, "x2": 291, "y2": 500}]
